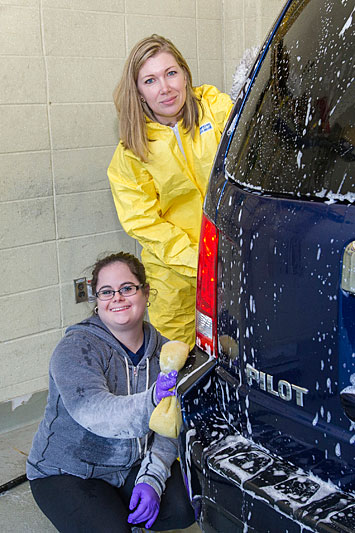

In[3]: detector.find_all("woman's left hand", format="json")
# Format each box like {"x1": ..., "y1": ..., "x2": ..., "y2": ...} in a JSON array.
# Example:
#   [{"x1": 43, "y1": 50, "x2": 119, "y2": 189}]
[{"x1": 128, "y1": 482, "x2": 160, "y2": 529}]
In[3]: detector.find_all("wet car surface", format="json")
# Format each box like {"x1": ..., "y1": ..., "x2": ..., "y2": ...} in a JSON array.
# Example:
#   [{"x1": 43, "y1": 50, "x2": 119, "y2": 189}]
[{"x1": 177, "y1": 0, "x2": 355, "y2": 531}]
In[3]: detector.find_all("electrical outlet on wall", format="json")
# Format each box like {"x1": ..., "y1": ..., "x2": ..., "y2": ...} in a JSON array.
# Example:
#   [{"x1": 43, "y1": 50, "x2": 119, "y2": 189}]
[{"x1": 74, "y1": 278, "x2": 88, "y2": 303}]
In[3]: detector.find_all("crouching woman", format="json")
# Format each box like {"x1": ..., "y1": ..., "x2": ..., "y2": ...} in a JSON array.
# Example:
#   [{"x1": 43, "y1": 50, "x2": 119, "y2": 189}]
[{"x1": 26, "y1": 252, "x2": 195, "y2": 532}]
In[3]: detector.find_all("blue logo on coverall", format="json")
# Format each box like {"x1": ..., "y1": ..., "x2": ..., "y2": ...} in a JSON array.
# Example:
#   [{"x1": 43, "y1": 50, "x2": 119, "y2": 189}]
[{"x1": 200, "y1": 122, "x2": 213, "y2": 134}]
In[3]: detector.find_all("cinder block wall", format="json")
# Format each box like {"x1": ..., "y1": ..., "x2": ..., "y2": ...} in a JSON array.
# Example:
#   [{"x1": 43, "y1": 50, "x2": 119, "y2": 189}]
[
  {"x1": 0, "y1": 0, "x2": 284, "y2": 414},
  {"x1": 223, "y1": 0, "x2": 285, "y2": 88}
]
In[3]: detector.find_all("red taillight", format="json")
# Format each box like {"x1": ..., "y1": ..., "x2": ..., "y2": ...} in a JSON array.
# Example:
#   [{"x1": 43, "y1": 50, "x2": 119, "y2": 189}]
[{"x1": 196, "y1": 214, "x2": 219, "y2": 356}]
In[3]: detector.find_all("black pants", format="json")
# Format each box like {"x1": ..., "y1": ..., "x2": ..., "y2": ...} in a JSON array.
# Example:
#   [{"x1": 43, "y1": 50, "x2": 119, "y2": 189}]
[{"x1": 29, "y1": 461, "x2": 195, "y2": 532}]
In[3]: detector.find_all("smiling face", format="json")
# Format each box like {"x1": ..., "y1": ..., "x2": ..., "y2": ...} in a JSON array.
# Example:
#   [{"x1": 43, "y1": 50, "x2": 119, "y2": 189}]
[
  {"x1": 137, "y1": 51, "x2": 187, "y2": 126},
  {"x1": 96, "y1": 261, "x2": 149, "y2": 339}
]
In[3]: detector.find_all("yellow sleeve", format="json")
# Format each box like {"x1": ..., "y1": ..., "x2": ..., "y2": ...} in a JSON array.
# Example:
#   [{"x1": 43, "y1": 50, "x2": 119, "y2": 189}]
[
  {"x1": 197, "y1": 84, "x2": 234, "y2": 132},
  {"x1": 108, "y1": 145, "x2": 198, "y2": 277}
]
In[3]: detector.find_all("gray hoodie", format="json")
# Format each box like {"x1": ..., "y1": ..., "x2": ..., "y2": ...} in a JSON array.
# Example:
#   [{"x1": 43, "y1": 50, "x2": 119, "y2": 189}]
[{"x1": 26, "y1": 316, "x2": 177, "y2": 497}]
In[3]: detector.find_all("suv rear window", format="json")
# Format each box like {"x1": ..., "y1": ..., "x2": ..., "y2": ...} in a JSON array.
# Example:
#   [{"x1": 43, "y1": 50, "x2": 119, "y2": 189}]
[{"x1": 225, "y1": 0, "x2": 354, "y2": 203}]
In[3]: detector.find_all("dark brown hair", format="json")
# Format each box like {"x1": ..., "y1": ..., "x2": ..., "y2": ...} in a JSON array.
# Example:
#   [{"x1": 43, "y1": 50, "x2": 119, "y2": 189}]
[{"x1": 91, "y1": 252, "x2": 148, "y2": 296}]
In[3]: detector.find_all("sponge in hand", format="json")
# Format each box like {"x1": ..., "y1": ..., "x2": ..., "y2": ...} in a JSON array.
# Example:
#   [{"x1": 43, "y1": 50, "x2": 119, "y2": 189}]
[{"x1": 149, "y1": 341, "x2": 189, "y2": 439}]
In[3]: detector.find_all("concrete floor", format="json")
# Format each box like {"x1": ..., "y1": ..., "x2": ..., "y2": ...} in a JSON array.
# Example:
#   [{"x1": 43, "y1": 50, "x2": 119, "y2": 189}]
[{"x1": 0, "y1": 423, "x2": 201, "y2": 533}]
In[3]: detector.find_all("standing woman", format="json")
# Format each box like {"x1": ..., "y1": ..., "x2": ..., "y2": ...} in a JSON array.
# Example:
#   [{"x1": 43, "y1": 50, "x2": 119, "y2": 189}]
[
  {"x1": 27, "y1": 252, "x2": 195, "y2": 532},
  {"x1": 108, "y1": 35, "x2": 233, "y2": 348}
]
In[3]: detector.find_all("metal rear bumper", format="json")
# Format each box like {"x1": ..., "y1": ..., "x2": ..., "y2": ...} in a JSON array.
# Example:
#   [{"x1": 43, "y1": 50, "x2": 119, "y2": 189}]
[{"x1": 177, "y1": 350, "x2": 355, "y2": 533}]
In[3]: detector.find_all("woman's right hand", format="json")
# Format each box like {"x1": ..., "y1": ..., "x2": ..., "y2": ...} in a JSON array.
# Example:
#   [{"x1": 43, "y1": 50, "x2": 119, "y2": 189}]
[{"x1": 155, "y1": 371, "x2": 178, "y2": 403}]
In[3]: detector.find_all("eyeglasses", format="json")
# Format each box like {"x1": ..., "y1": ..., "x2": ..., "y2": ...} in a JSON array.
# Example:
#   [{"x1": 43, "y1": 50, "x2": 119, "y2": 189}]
[{"x1": 95, "y1": 284, "x2": 144, "y2": 301}]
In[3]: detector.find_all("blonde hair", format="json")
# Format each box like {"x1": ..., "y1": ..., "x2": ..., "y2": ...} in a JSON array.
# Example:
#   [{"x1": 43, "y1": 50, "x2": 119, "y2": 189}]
[{"x1": 114, "y1": 34, "x2": 200, "y2": 162}]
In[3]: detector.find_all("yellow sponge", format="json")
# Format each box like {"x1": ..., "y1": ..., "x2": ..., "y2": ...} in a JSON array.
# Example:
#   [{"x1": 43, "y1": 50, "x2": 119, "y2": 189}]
[
  {"x1": 159, "y1": 340, "x2": 190, "y2": 373},
  {"x1": 149, "y1": 395, "x2": 182, "y2": 439},
  {"x1": 149, "y1": 340, "x2": 190, "y2": 439}
]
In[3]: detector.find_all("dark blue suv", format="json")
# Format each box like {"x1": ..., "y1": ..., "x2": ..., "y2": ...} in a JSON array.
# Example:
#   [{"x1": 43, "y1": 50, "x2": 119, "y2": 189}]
[{"x1": 177, "y1": 0, "x2": 355, "y2": 531}]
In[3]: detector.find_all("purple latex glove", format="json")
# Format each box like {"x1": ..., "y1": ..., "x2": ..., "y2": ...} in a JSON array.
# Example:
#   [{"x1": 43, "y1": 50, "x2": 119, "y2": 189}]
[
  {"x1": 128, "y1": 483, "x2": 160, "y2": 529},
  {"x1": 155, "y1": 370, "x2": 178, "y2": 403}
]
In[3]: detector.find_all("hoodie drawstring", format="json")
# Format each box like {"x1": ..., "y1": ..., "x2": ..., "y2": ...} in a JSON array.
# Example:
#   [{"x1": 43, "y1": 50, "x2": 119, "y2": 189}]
[{"x1": 124, "y1": 358, "x2": 130, "y2": 396}]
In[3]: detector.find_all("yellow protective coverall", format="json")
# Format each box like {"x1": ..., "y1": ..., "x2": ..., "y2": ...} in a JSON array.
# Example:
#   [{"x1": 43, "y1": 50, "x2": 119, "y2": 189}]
[{"x1": 108, "y1": 85, "x2": 233, "y2": 348}]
